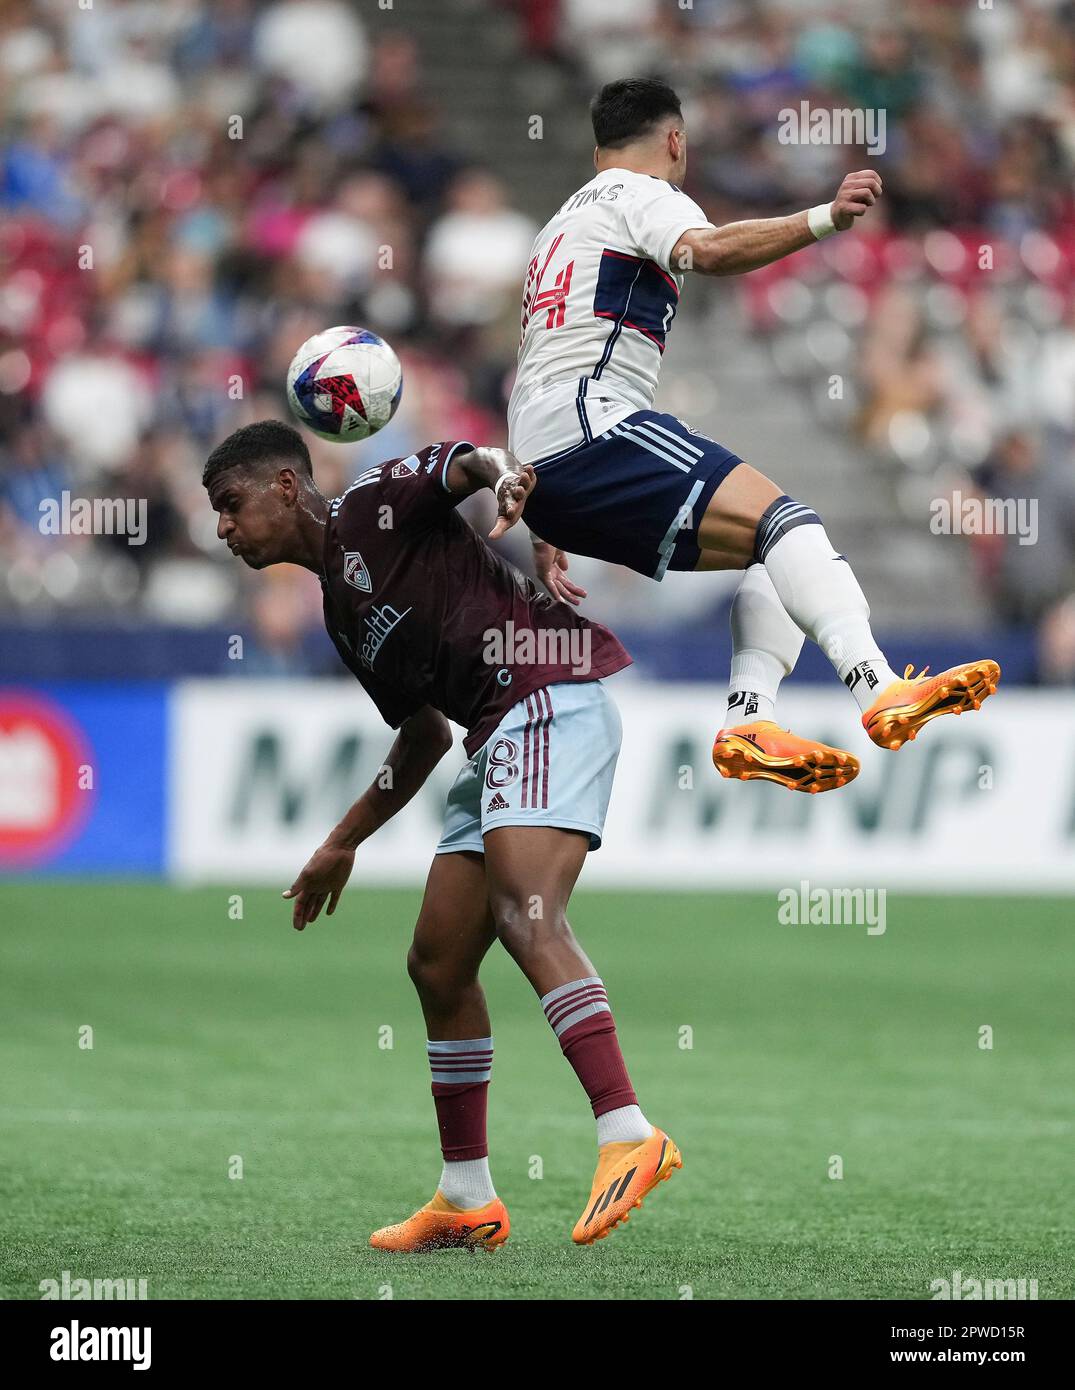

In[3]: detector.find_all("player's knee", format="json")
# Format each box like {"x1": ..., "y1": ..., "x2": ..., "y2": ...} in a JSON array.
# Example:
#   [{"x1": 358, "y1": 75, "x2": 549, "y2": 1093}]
[
  {"x1": 407, "y1": 938, "x2": 472, "y2": 1005},
  {"x1": 491, "y1": 893, "x2": 570, "y2": 960},
  {"x1": 753, "y1": 493, "x2": 824, "y2": 565}
]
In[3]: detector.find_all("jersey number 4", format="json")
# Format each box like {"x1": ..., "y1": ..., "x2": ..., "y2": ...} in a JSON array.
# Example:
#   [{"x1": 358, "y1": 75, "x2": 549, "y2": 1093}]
[
  {"x1": 521, "y1": 234, "x2": 574, "y2": 335},
  {"x1": 522, "y1": 237, "x2": 679, "y2": 353}
]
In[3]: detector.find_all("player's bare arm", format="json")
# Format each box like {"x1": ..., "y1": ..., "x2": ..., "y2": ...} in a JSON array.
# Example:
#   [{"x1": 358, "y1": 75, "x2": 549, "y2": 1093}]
[
  {"x1": 283, "y1": 705, "x2": 453, "y2": 931},
  {"x1": 673, "y1": 170, "x2": 883, "y2": 276},
  {"x1": 444, "y1": 445, "x2": 536, "y2": 538}
]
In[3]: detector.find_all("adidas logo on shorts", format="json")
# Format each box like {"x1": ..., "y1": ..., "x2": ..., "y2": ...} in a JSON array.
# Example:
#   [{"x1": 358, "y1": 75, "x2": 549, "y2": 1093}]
[{"x1": 486, "y1": 792, "x2": 510, "y2": 813}]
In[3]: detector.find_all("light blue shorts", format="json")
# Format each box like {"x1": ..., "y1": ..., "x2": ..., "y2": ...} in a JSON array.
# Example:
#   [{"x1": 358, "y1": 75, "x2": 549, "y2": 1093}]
[{"x1": 435, "y1": 679, "x2": 622, "y2": 855}]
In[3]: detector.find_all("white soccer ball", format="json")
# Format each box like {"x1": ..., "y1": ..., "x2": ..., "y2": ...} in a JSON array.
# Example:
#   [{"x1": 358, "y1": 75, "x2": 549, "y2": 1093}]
[{"x1": 285, "y1": 326, "x2": 403, "y2": 442}]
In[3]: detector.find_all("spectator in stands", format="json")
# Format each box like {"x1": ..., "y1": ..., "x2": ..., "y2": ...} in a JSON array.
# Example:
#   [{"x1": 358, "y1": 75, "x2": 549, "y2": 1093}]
[
  {"x1": 972, "y1": 427, "x2": 1075, "y2": 625},
  {"x1": 424, "y1": 169, "x2": 536, "y2": 329}
]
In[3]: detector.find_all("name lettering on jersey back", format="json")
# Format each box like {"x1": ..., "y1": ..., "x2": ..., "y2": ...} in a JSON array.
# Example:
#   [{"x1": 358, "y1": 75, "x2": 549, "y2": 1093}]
[{"x1": 559, "y1": 183, "x2": 623, "y2": 215}]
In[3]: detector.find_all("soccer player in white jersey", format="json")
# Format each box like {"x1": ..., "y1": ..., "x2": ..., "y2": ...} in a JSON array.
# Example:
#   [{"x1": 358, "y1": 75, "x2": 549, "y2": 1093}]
[{"x1": 508, "y1": 78, "x2": 999, "y2": 793}]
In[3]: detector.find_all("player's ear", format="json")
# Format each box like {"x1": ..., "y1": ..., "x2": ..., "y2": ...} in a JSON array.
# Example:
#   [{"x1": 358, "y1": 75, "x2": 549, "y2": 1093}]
[
  {"x1": 274, "y1": 466, "x2": 298, "y2": 504},
  {"x1": 593, "y1": 145, "x2": 599, "y2": 170}
]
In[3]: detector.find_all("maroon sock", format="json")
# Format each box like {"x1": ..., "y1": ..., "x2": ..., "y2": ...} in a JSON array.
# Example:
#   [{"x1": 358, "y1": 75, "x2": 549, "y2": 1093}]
[
  {"x1": 540, "y1": 977, "x2": 637, "y2": 1117},
  {"x1": 427, "y1": 1037, "x2": 492, "y2": 1160}
]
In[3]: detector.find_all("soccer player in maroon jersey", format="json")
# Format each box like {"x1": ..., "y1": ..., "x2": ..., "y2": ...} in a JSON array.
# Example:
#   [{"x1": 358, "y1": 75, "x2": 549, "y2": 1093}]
[{"x1": 203, "y1": 421, "x2": 682, "y2": 1250}]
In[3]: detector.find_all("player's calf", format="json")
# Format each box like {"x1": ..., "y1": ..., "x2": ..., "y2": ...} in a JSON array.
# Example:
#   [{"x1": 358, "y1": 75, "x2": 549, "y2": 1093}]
[
  {"x1": 483, "y1": 831, "x2": 639, "y2": 1132},
  {"x1": 484, "y1": 824, "x2": 682, "y2": 1243},
  {"x1": 704, "y1": 491, "x2": 1001, "y2": 775},
  {"x1": 370, "y1": 853, "x2": 510, "y2": 1251},
  {"x1": 749, "y1": 492, "x2": 1002, "y2": 744},
  {"x1": 713, "y1": 563, "x2": 857, "y2": 792},
  {"x1": 406, "y1": 943, "x2": 487, "y2": 1036}
]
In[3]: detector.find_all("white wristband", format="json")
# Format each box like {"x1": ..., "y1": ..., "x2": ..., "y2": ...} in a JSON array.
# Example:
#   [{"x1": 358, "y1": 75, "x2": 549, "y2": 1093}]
[{"x1": 808, "y1": 202, "x2": 838, "y2": 240}]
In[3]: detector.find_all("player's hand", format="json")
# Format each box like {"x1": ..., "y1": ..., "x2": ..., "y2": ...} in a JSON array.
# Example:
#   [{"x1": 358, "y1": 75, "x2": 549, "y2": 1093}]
[
  {"x1": 533, "y1": 539, "x2": 587, "y2": 606},
  {"x1": 831, "y1": 170, "x2": 883, "y2": 231},
  {"x1": 489, "y1": 465, "x2": 536, "y2": 539},
  {"x1": 282, "y1": 841, "x2": 355, "y2": 931}
]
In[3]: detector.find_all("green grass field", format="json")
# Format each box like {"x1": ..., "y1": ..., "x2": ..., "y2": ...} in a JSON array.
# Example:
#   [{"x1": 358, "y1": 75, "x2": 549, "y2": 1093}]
[{"x1": 0, "y1": 882, "x2": 1071, "y2": 1300}]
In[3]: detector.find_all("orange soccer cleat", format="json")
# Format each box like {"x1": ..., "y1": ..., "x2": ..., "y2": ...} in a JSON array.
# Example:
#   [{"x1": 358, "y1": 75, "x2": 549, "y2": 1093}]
[
  {"x1": 572, "y1": 1127, "x2": 682, "y2": 1246},
  {"x1": 369, "y1": 1191, "x2": 510, "y2": 1253},
  {"x1": 712, "y1": 720, "x2": 859, "y2": 793},
  {"x1": 862, "y1": 660, "x2": 1001, "y2": 751}
]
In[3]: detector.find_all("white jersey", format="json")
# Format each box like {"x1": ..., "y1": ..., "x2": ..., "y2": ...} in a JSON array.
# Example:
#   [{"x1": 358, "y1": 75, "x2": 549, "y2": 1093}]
[{"x1": 507, "y1": 167, "x2": 714, "y2": 464}]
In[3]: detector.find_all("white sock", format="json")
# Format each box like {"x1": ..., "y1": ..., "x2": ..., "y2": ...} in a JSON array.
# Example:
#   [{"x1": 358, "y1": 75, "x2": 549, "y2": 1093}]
[
  {"x1": 597, "y1": 1104, "x2": 652, "y2": 1146},
  {"x1": 438, "y1": 1157, "x2": 496, "y2": 1208},
  {"x1": 726, "y1": 563, "x2": 805, "y2": 725},
  {"x1": 758, "y1": 507, "x2": 898, "y2": 712}
]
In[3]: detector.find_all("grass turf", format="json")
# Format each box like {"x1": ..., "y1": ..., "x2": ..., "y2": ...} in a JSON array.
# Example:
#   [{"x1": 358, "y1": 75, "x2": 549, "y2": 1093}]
[{"x1": 0, "y1": 882, "x2": 1071, "y2": 1300}]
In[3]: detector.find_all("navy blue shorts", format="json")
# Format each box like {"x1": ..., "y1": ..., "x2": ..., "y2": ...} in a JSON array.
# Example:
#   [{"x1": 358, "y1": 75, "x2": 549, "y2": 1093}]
[{"x1": 524, "y1": 410, "x2": 742, "y2": 580}]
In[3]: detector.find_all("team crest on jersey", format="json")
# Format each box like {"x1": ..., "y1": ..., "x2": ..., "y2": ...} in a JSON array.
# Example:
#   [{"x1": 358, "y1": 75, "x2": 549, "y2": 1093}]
[
  {"x1": 343, "y1": 550, "x2": 372, "y2": 592},
  {"x1": 391, "y1": 455, "x2": 420, "y2": 479}
]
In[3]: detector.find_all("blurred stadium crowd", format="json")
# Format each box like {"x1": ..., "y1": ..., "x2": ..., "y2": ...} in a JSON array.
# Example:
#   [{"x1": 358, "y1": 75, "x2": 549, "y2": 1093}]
[{"x1": 2, "y1": 0, "x2": 1075, "y2": 681}]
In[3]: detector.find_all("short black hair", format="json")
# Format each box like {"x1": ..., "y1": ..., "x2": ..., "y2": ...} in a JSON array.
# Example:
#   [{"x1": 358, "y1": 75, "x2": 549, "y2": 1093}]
[
  {"x1": 202, "y1": 420, "x2": 312, "y2": 489},
  {"x1": 591, "y1": 77, "x2": 683, "y2": 150}
]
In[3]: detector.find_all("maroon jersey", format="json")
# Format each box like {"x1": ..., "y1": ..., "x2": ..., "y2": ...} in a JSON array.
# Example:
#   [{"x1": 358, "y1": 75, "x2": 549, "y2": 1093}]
[{"x1": 319, "y1": 440, "x2": 632, "y2": 755}]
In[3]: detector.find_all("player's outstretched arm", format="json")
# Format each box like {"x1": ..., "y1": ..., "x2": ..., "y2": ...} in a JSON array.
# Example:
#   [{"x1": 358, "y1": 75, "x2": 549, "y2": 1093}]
[
  {"x1": 445, "y1": 446, "x2": 536, "y2": 538},
  {"x1": 674, "y1": 170, "x2": 882, "y2": 277},
  {"x1": 282, "y1": 705, "x2": 453, "y2": 931}
]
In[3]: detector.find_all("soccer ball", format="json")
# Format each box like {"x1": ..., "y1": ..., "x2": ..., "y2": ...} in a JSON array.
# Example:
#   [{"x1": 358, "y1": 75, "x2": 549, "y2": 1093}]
[{"x1": 285, "y1": 326, "x2": 403, "y2": 442}]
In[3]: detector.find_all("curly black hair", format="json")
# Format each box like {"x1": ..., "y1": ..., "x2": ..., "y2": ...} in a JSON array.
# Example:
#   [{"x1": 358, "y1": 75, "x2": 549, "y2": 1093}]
[{"x1": 202, "y1": 420, "x2": 313, "y2": 489}]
